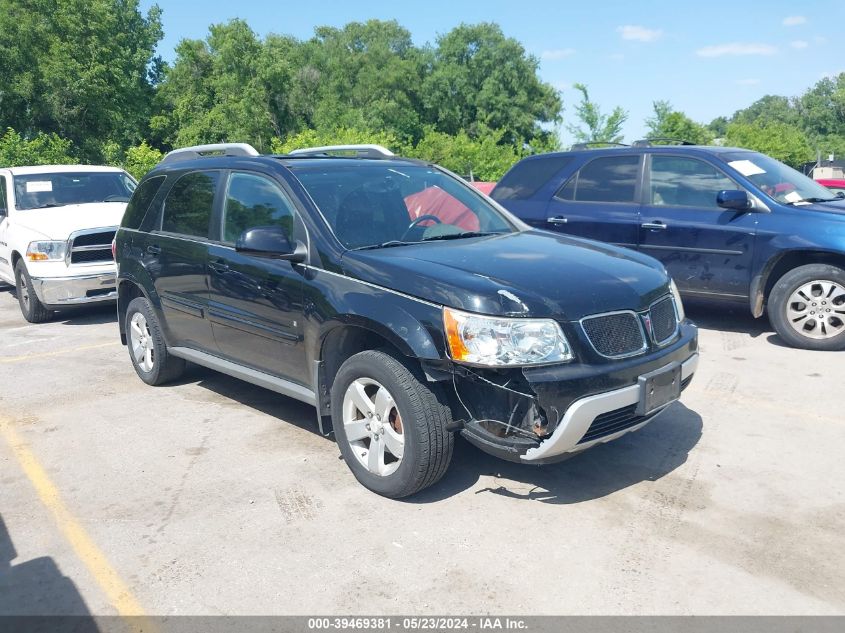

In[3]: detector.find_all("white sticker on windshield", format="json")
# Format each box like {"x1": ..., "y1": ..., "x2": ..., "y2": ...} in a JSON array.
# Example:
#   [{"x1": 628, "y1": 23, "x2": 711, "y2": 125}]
[
  {"x1": 728, "y1": 160, "x2": 766, "y2": 177},
  {"x1": 784, "y1": 191, "x2": 804, "y2": 203},
  {"x1": 25, "y1": 180, "x2": 53, "y2": 193}
]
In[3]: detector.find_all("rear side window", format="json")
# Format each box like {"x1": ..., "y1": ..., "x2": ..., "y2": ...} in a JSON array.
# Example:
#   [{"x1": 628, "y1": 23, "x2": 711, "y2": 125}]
[
  {"x1": 0, "y1": 176, "x2": 7, "y2": 215},
  {"x1": 161, "y1": 171, "x2": 219, "y2": 238},
  {"x1": 122, "y1": 176, "x2": 165, "y2": 229},
  {"x1": 492, "y1": 157, "x2": 573, "y2": 201},
  {"x1": 223, "y1": 173, "x2": 297, "y2": 243},
  {"x1": 556, "y1": 155, "x2": 640, "y2": 203}
]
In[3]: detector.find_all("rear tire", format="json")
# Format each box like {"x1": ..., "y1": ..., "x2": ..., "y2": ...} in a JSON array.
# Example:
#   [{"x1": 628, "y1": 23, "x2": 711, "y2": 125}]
[
  {"x1": 331, "y1": 349, "x2": 454, "y2": 498},
  {"x1": 14, "y1": 260, "x2": 53, "y2": 323},
  {"x1": 768, "y1": 264, "x2": 845, "y2": 350},
  {"x1": 125, "y1": 296, "x2": 186, "y2": 385}
]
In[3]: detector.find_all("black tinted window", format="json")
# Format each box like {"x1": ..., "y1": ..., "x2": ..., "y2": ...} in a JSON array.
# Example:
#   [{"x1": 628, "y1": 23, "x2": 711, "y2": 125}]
[
  {"x1": 650, "y1": 156, "x2": 736, "y2": 208},
  {"x1": 0, "y1": 177, "x2": 7, "y2": 215},
  {"x1": 161, "y1": 171, "x2": 219, "y2": 238},
  {"x1": 556, "y1": 155, "x2": 640, "y2": 203},
  {"x1": 122, "y1": 176, "x2": 165, "y2": 229},
  {"x1": 223, "y1": 173, "x2": 296, "y2": 243},
  {"x1": 492, "y1": 157, "x2": 573, "y2": 201}
]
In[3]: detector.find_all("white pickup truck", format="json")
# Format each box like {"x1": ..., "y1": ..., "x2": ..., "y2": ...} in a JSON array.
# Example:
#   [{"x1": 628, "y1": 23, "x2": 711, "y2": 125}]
[{"x1": 0, "y1": 165, "x2": 136, "y2": 322}]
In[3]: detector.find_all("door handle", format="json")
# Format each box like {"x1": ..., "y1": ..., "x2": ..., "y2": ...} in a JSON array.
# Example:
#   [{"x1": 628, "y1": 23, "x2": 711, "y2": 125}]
[
  {"x1": 641, "y1": 221, "x2": 668, "y2": 230},
  {"x1": 209, "y1": 261, "x2": 230, "y2": 274},
  {"x1": 146, "y1": 244, "x2": 161, "y2": 255},
  {"x1": 548, "y1": 216, "x2": 568, "y2": 224}
]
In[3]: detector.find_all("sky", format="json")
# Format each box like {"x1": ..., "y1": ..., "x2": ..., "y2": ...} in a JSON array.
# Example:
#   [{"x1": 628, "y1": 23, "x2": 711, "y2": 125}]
[{"x1": 139, "y1": 0, "x2": 845, "y2": 145}]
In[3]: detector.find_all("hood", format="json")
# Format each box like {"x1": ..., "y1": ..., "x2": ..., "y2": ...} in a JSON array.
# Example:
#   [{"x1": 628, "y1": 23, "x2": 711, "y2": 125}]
[
  {"x1": 800, "y1": 198, "x2": 845, "y2": 217},
  {"x1": 341, "y1": 230, "x2": 671, "y2": 321},
  {"x1": 13, "y1": 203, "x2": 126, "y2": 240}
]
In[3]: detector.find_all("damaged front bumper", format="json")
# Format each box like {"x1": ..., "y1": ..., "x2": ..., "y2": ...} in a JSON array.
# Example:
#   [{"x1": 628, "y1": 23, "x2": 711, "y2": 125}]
[{"x1": 446, "y1": 321, "x2": 699, "y2": 464}]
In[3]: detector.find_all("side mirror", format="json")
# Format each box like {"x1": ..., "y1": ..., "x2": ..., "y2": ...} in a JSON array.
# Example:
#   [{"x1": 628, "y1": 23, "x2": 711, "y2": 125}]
[
  {"x1": 836, "y1": 191, "x2": 845, "y2": 199},
  {"x1": 236, "y1": 226, "x2": 307, "y2": 263},
  {"x1": 717, "y1": 189, "x2": 753, "y2": 211}
]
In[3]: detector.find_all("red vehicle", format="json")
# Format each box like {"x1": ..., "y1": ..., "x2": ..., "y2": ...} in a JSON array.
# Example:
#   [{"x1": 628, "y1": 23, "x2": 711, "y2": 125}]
[{"x1": 816, "y1": 178, "x2": 845, "y2": 196}]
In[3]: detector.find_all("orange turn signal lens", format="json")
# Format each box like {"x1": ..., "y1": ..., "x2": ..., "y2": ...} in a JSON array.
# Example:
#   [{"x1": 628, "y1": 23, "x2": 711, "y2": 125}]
[
  {"x1": 443, "y1": 307, "x2": 470, "y2": 361},
  {"x1": 26, "y1": 253, "x2": 49, "y2": 261}
]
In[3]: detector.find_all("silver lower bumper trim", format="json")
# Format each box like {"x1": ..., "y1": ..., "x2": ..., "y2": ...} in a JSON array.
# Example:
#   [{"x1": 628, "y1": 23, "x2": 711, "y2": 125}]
[
  {"x1": 30, "y1": 272, "x2": 117, "y2": 306},
  {"x1": 521, "y1": 353, "x2": 699, "y2": 462}
]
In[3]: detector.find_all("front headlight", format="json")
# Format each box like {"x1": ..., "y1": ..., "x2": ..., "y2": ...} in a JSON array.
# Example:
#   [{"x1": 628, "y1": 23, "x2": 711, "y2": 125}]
[
  {"x1": 26, "y1": 240, "x2": 67, "y2": 262},
  {"x1": 444, "y1": 307, "x2": 574, "y2": 366},
  {"x1": 670, "y1": 279, "x2": 686, "y2": 322}
]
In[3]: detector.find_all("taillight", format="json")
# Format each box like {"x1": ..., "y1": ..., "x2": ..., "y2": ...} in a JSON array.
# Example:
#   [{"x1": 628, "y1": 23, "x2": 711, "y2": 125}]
[{"x1": 111, "y1": 239, "x2": 117, "y2": 260}]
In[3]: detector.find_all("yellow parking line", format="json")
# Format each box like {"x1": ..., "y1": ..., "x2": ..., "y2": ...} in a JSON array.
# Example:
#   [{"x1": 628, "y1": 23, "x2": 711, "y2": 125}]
[
  {"x1": 0, "y1": 341, "x2": 118, "y2": 364},
  {"x1": 1, "y1": 420, "x2": 149, "y2": 624}
]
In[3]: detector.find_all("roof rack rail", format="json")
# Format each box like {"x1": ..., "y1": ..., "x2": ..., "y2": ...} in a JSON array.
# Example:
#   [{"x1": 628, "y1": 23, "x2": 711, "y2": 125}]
[
  {"x1": 632, "y1": 138, "x2": 696, "y2": 147},
  {"x1": 287, "y1": 144, "x2": 395, "y2": 159},
  {"x1": 160, "y1": 143, "x2": 260, "y2": 164},
  {"x1": 570, "y1": 142, "x2": 630, "y2": 151}
]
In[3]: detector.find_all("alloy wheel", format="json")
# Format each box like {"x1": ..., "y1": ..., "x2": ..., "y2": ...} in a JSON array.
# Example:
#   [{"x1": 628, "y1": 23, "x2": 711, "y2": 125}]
[
  {"x1": 786, "y1": 279, "x2": 845, "y2": 340},
  {"x1": 129, "y1": 312, "x2": 155, "y2": 372},
  {"x1": 341, "y1": 377, "x2": 405, "y2": 476}
]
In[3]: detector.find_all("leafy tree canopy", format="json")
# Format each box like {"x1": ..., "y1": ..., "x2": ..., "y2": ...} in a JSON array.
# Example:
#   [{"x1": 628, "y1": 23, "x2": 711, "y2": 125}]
[{"x1": 567, "y1": 83, "x2": 627, "y2": 145}]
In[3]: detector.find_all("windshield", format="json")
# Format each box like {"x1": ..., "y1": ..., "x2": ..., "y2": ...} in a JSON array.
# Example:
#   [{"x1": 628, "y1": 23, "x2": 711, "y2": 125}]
[
  {"x1": 288, "y1": 161, "x2": 516, "y2": 249},
  {"x1": 13, "y1": 171, "x2": 137, "y2": 210},
  {"x1": 719, "y1": 152, "x2": 836, "y2": 205}
]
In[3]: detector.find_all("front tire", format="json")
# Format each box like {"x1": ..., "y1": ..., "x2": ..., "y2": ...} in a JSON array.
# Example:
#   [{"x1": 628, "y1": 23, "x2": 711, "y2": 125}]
[
  {"x1": 125, "y1": 296, "x2": 186, "y2": 385},
  {"x1": 14, "y1": 260, "x2": 53, "y2": 323},
  {"x1": 331, "y1": 350, "x2": 454, "y2": 498},
  {"x1": 769, "y1": 264, "x2": 845, "y2": 350}
]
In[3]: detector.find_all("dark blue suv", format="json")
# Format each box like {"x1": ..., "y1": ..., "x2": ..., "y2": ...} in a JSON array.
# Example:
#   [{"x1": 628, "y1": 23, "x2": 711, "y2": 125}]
[{"x1": 492, "y1": 144, "x2": 845, "y2": 350}]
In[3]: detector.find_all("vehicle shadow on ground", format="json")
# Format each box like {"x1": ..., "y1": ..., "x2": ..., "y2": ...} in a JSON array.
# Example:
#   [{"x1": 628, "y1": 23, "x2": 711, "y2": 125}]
[
  {"x1": 181, "y1": 364, "x2": 332, "y2": 441},
  {"x1": 3, "y1": 286, "x2": 117, "y2": 326},
  {"x1": 415, "y1": 402, "x2": 703, "y2": 504},
  {"x1": 683, "y1": 298, "x2": 772, "y2": 339},
  {"x1": 0, "y1": 515, "x2": 98, "y2": 626}
]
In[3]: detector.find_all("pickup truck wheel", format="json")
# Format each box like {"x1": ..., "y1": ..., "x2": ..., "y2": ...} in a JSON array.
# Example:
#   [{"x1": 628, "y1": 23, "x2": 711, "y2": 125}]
[
  {"x1": 331, "y1": 350, "x2": 454, "y2": 498},
  {"x1": 14, "y1": 260, "x2": 53, "y2": 323},
  {"x1": 125, "y1": 297, "x2": 186, "y2": 385},
  {"x1": 769, "y1": 264, "x2": 845, "y2": 350}
]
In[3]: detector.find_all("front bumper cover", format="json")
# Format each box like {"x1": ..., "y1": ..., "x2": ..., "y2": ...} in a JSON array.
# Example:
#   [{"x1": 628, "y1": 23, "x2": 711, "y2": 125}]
[
  {"x1": 30, "y1": 272, "x2": 117, "y2": 306},
  {"x1": 450, "y1": 321, "x2": 699, "y2": 462}
]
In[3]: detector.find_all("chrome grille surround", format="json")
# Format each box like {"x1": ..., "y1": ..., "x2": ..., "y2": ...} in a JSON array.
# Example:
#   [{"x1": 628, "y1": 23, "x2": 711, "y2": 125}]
[
  {"x1": 648, "y1": 295, "x2": 680, "y2": 345},
  {"x1": 580, "y1": 310, "x2": 648, "y2": 359},
  {"x1": 65, "y1": 227, "x2": 117, "y2": 266}
]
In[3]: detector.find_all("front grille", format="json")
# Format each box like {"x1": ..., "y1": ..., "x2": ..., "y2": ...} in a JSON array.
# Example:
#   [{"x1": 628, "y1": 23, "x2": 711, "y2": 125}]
[
  {"x1": 579, "y1": 404, "x2": 645, "y2": 444},
  {"x1": 649, "y1": 296, "x2": 678, "y2": 344},
  {"x1": 69, "y1": 229, "x2": 115, "y2": 265},
  {"x1": 72, "y1": 230, "x2": 116, "y2": 247},
  {"x1": 71, "y1": 249, "x2": 112, "y2": 264},
  {"x1": 581, "y1": 312, "x2": 646, "y2": 358}
]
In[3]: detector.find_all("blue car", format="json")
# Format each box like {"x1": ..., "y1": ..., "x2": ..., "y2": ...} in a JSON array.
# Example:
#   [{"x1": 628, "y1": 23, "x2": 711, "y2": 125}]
[{"x1": 491, "y1": 143, "x2": 845, "y2": 350}]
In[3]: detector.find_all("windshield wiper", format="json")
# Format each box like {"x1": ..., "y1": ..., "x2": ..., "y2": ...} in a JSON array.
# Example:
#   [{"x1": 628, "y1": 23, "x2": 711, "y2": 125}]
[
  {"x1": 420, "y1": 230, "x2": 506, "y2": 242},
  {"x1": 785, "y1": 197, "x2": 841, "y2": 205},
  {"x1": 30, "y1": 203, "x2": 62, "y2": 209},
  {"x1": 351, "y1": 240, "x2": 419, "y2": 251}
]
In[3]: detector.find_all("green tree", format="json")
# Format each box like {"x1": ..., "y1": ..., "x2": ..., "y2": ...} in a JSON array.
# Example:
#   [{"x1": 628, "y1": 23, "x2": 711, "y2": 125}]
[
  {"x1": 567, "y1": 83, "x2": 627, "y2": 144},
  {"x1": 271, "y1": 127, "x2": 404, "y2": 155},
  {"x1": 732, "y1": 95, "x2": 798, "y2": 127},
  {"x1": 124, "y1": 142, "x2": 164, "y2": 180},
  {"x1": 407, "y1": 126, "x2": 522, "y2": 181},
  {"x1": 0, "y1": 0, "x2": 162, "y2": 160},
  {"x1": 724, "y1": 121, "x2": 813, "y2": 167},
  {"x1": 645, "y1": 101, "x2": 714, "y2": 145},
  {"x1": 152, "y1": 19, "x2": 294, "y2": 152},
  {"x1": 421, "y1": 23, "x2": 561, "y2": 146},
  {"x1": 0, "y1": 128, "x2": 76, "y2": 166}
]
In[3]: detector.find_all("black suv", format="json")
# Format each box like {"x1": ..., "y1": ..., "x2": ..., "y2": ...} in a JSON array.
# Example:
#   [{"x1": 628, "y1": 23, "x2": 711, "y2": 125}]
[{"x1": 115, "y1": 143, "x2": 699, "y2": 498}]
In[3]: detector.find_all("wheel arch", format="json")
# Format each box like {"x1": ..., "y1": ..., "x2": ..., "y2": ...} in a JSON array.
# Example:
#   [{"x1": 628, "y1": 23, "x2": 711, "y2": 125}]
[
  {"x1": 751, "y1": 250, "x2": 845, "y2": 317},
  {"x1": 117, "y1": 278, "x2": 158, "y2": 345}
]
